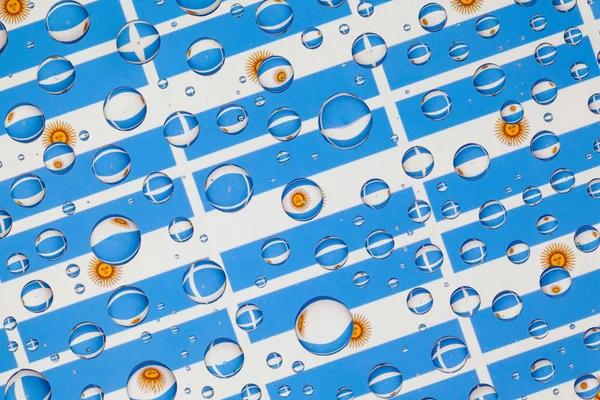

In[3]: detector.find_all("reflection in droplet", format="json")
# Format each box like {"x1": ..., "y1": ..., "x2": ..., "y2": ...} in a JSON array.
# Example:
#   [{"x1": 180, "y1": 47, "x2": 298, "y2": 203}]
[
  {"x1": 353, "y1": 215, "x2": 365, "y2": 226},
  {"x1": 158, "y1": 78, "x2": 169, "y2": 89},
  {"x1": 185, "y1": 86, "x2": 195, "y2": 97},
  {"x1": 200, "y1": 234, "x2": 208, "y2": 243}
]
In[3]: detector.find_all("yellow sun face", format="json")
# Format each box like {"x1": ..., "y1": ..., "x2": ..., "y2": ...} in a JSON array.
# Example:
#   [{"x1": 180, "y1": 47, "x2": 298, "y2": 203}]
[
  {"x1": 349, "y1": 314, "x2": 371, "y2": 349},
  {"x1": 0, "y1": 0, "x2": 29, "y2": 24},
  {"x1": 541, "y1": 243, "x2": 575, "y2": 271},
  {"x1": 495, "y1": 117, "x2": 530, "y2": 146},
  {"x1": 42, "y1": 121, "x2": 77, "y2": 147},
  {"x1": 137, "y1": 367, "x2": 166, "y2": 393},
  {"x1": 296, "y1": 312, "x2": 306, "y2": 336},
  {"x1": 450, "y1": 0, "x2": 483, "y2": 15},
  {"x1": 290, "y1": 189, "x2": 311, "y2": 211},
  {"x1": 245, "y1": 50, "x2": 274, "y2": 83},
  {"x1": 88, "y1": 257, "x2": 122, "y2": 287},
  {"x1": 112, "y1": 217, "x2": 129, "y2": 228}
]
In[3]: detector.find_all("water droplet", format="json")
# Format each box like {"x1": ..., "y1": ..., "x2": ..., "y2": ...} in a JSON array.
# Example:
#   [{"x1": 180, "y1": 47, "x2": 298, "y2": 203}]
[
  {"x1": 127, "y1": 197, "x2": 135, "y2": 205},
  {"x1": 407, "y1": 229, "x2": 414, "y2": 236},
  {"x1": 174, "y1": 254, "x2": 179, "y2": 259},
  {"x1": 157, "y1": 302, "x2": 165, "y2": 311},
  {"x1": 181, "y1": 350, "x2": 189, "y2": 358},
  {"x1": 354, "y1": 74, "x2": 365, "y2": 86},
  {"x1": 72, "y1": 369, "x2": 78, "y2": 375},
  {"x1": 585, "y1": 153, "x2": 593, "y2": 160},
  {"x1": 28, "y1": 1, "x2": 34, "y2": 9},
  {"x1": 74, "y1": 283, "x2": 85, "y2": 294},
  {"x1": 353, "y1": 215, "x2": 365, "y2": 226},
  {"x1": 405, "y1": 89, "x2": 411, "y2": 95},
  {"x1": 239, "y1": 76, "x2": 246, "y2": 83},
  {"x1": 140, "y1": 331, "x2": 152, "y2": 343},
  {"x1": 544, "y1": 112, "x2": 554, "y2": 122},
  {"x1": 302, "y1": 384, "x2": 314, "y2": 396},
  {"x1": 155, "y1": 0, "x2": 164, "y2": 4},
  {"x1": 185, "y1": 365, "x2": 191, "y2": 371},
  {"x1": 230, "y1": 2, "x2": 244, "y2": 17},
  {"x1": 403, "y1": 23, "x2": 411, "y2": 31},
  {"x1": 17, "y1": 154, "x2": 24, "y2": 161},
  {"x1": 292, "y1": 360, "x2": 305, "y2": 373},
  {"x1": 171, "y1": 326, "x2": 180, "y2": 334},
  {"x1": 512, "y1": 372, "x2": 520, "y2": 380},
  {"x1": 199, "y1": 234, "x2": 208, "y2": 243},
  {"x1": 515, "y1": 173, "x2": 522, "y2": 180},
  {"x1": 437, "y1": 181, "x2": 448, "y2": 192},
  {"x1": 504, "y1": 186, "x2": 513, "y2": 194},
  {"x1": 50, "y1": 353, "x2": 59, "y2": 363},
  {"x1": 553, "y1": 389, "x2": 559, "y2": 396},
  {"x1": 185, "y1": 86, "x2": 195, "y2": 96},
  {"x1": 158, "y1": 78, "x2": 169, "y2": 89},
  {"x1": 254, "y1": 96, "x2": 266, "y2": 107},
  {"x1": 418, "y1": 324, "x2": 427, "y2": 332},
  {"x1": 255, "y1": 275, "x2": 267, "y2": 288},
  {"x1": 189, "y1": 335, "x2": 197, "y2": 343},
  {"x1": 7, "y1": 341, "x2": 18, "y2": 352},
  {"x1": 558, "y1": 346, "x2": 566, "y2": 355},
  {"x1": 0, "y1": 161, "x2": 3, "y2": 168},
  {"x1": 570, "y1": 323, "x2": 576, "y2": 329},
  {"x1": 401, "y1": 346, "x2": 408, "y2": 352},
  {"x1": 339, "y1": 23, "x2": 350, "y2": 35},
  {"x1": 390, "y1": 134, "x2": 399, "y2": 143},
  {"x1": 400, "y1": 263, "x2": 406, "y2": 268},
  {"x1": 185, "y1": 388, "x2": 191, "y2": 394},
  {"x1": 236, "y1": 90, "x2": 241, "y2": 95},
  {"x1": 26, "y1": 41, "x2": 35, "y2": 49},
  {"x1": 171, "y1": 21, "x2": 177, "y2": 28},
  {"x1": 568, "y1": 363, "x2": 574, "y2": 369},
  {"x1": 270, "y1": 178, "x2": 276, "y2": 184},
  {"x1": 444, "y1": 282, "x2": 449, "y2": 287},
  {"x1": 388, "y1": 277, "x2": 399, "y2": 288},
  {"x1": 311, "y1": 153, "x2": 319, "y2": 161},
  {"x1": 79, "y1": 130, "x2": 89, "y2": 141},
  {"x1": 277, "y1": 151, "x2": 291, "y2": 164}
]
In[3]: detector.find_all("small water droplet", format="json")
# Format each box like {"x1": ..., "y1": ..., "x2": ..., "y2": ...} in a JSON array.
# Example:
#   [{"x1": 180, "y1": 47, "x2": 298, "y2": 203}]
[
  {"x1": 17, "y1": 154, "x2": 24, "y2": 161},
  {"x1": 254, "y1": 96, "x2": 266, "y2": 107},
  {"x1": 255, "y1": 275, "x2": 267, "y2": 288},
  {"x1": 515, "y1": 173, "x2": 522, "y2": 180},
  {"x1": 400, "y1": 263, "x2": 406, "y2": 269},
  {"x1": 339, "y1": 23, "x2": 350, "y2": 35},
  {"x1": 292, "y1": 360, "x2": 305, "y2": 373},
  {"x1": 171, "y1": 21, "x2": 177, "y2": 28},
  {"x1": 277, "y1": 151, "x2": 291, "y2": 164},
  {"x1": 570, "y1": 323, "x2": 576, "y2": 330},
  {"x1": 50, "y1": 353, "x2": 59, "y2": 363},
  {"x1": 158, "y1": 78, "x2": 169, "y2": 89},
  {"x1": 230, "y1": 2, "x2": 244, "y2": 17},
  {"x1": 568, "y1": 363, "x2": 574, "y2": 369},
  {"x1": 311, "y1": 153, "x2": 319, "y2": 161},
  {"x1": 388, "y1": 277, "x2": 399, "y2": 288},
  {"x1": 181, "y1": 350, "x2": 189, "y2": 358},
  {"x1": 553, "y1": 389, "x2": 559, "y2": 396},
  {"x1": 7, "y1": 341, "x2": 18, "y2": 352},
  {"x1": 185, "y1": 365, "x2": 191, "y2": 372},
  {"x1": 405, "y1": 89, "x2": 410, "y2": 94},
  {"x1": 403, "y1": 23, "x2": 411, "y2": 31},
  {"x1": 140, "y1": 331, "x2": 152, "y2": 343},
  {"x1": 199, "y1": 234, "x2": 208, "y2": 243},
  {"x1": 155, "y1": 0, "x2": 164, "y2": 4},
  {"x1": 354, "y1": 74, "x2": 365, "y2": 86},
  {"x1": 185, "y1": 86, "x2": 195, "y2": 96},
  {"x1": 418, "y1": 324, "x2": 427, "y2": 332},
  {"x1": 171, "y1": 326, "x2": 180, "y2": 334},
  {"x1": 544, "y1": 112, "x2": 554, "y2": 123},
  {"x1": 174, "y1": 254, "x2": 179, "y2": 259},
  {"x1": 585, "y1": 153, "x2": 593, "y2": 160},
  {"x1": 437, "y1": 181, "x2": 448, "y2": 192},
  {"x1": 390, "y1": 134, "x2": 399, "y2": 143},
  {"x1": 26, "y1": 41, "x2": 35, "y2": 49},
  {"x1": 407, "y1": 229, "x2": 414, "y2": 236},
  {"x1": 401, "y1": 346, "x2": 408, "y2": 352},
  {"x1": 504, "y1": 186, "x2": 513, "y2": 194},
  {"x1": 353, "y1": 215, "x2": 365, "y2": 226},
  {"x1": 270, "y1": 178, "x2": 276, "y2": 184},
  {"x1": 127, "y1": 197, "x2": 135, "y2": 205},
  {"x1": 157, "y1": 302, "x2": 165, "y2": 311},
  {"x1": 239, "y1": 76, "x2": 246, "y2": 83},
  {"x1": 558, "y1": 346, "x2": 566, "y2": 355},
  {"x1": 72, "y1": 369, "x2": 78, "y2": 375},
  {"x1": 74, "y1": 283, "x2": 85, "y2": 294},
  {"x1": 189, "y1": 335, "x2": 197, "y2": 343},
  {"x1": 512, "y1": 372, "x2": 520, "y2": 380},
  {"x1": 28, "y1": 1, "x2": 34, "y2": 9},
  {"x1": 79, "y1": 130, "x2": 89, "y2": 141},
  {"x1": 185, "y1": 388, "x2": 191, "y2": 394},
  {"x1": 0, "y1": 161, "x2": 3, "y2": 168}
]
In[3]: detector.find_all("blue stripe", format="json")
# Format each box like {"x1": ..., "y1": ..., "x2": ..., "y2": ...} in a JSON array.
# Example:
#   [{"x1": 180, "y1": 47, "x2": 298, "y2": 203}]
[
  {"x1": 0, "y1": 53, "x2": 147, "y2": 134},
  {"x1": 243, "y1": 238, "x2": 432, "y2": 343},
  {"x1": 442, "y1": 184, "x2": 600, "y2": 274},
  {"x1": 151, "y1": 1, "x2": 350, "y2": 79},
  {"x1": 39, "y1": 309, "x2": 234, "y2": 397},
  {"x1": 0, "y1": 178, "x2": 193, "y2": 282},
  {"x1": 425, "y1": 121, "x2": 600, "y2": 222},
  {"x1": 18, "y1": 260, "x2": 196, "y2": 362},
  {"x1": 385, "y1": 0, "x2": 582, "y2": 92},
  {"x1": 488, "y1": 328, "x2": 600, "y2": 399},
  {"x1": 183, "y1": 62, "x2": 379, "y2": 161},
  {"x1": 0, "y1": 0, "x2": 126, "y2": 78},
  {"x1": 0, "y1": 329, "x2": 17, "y2": 374},
  {"x1": 222, "y1": 187, "x2": 420, "y2": 292},
  {"x1": 397, "y1": 37, "x2": 599, "y2": 141},
  {"x1": 472, "y1": 268, "x2": 600, "y2": 353},
  {"x1": 265, "y1": 319, "x2": 468, "y2": 399},
  {"x1": 193, "y1": 107, "x2": 394, "y2": 210},
  {"x1": 0, "y1": 128, "x2": 175, "y2": 222}
]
